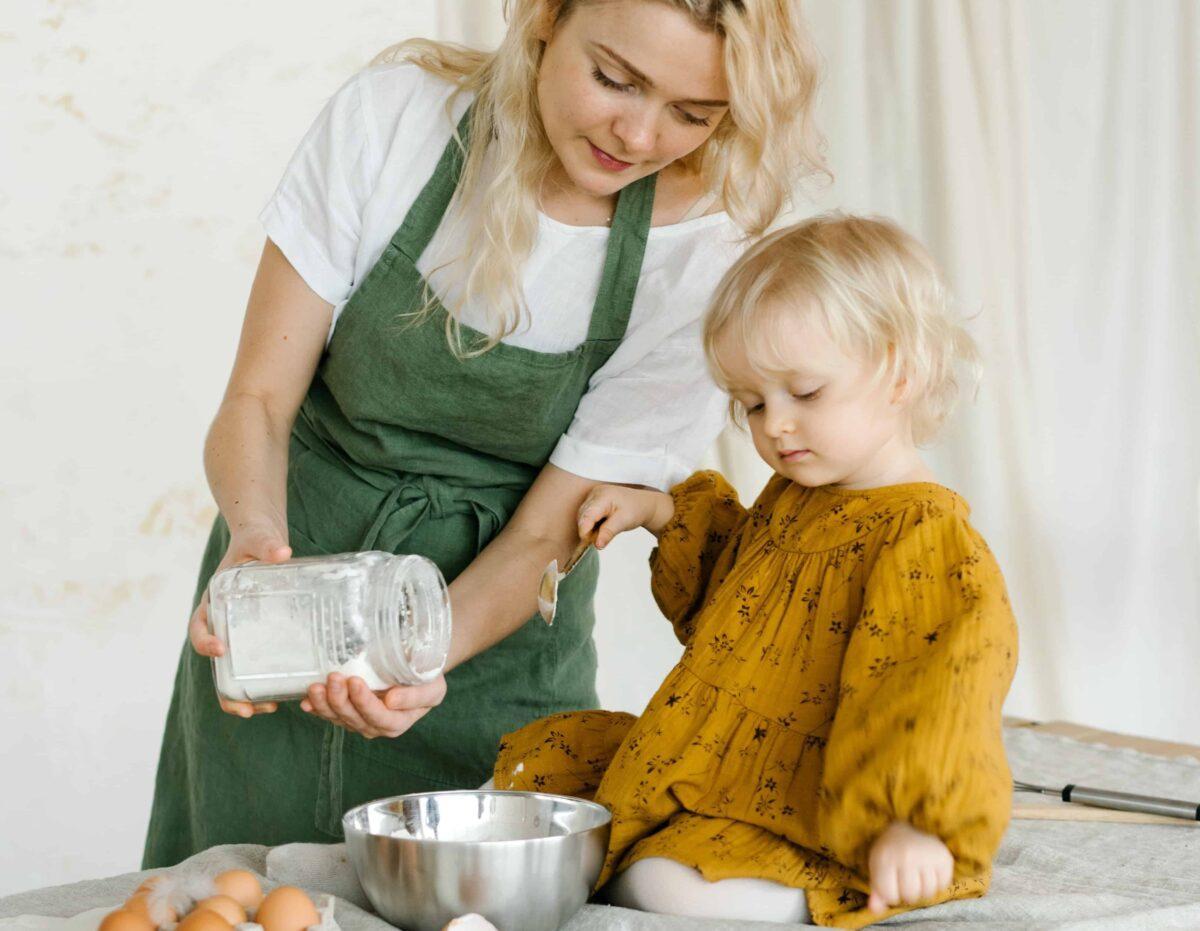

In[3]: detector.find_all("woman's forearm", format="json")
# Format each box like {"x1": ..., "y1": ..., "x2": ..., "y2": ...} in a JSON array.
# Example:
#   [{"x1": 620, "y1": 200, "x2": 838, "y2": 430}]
[
  {"x1": 204, "y1": 391, "x2": 294, "y2": 535},
  {"x1": 443, "y1": 471, "x2": 677, "y2": 671},
  {"x1": 444, "y1": 524, "x2": 568, "y2": 670},
  {"x1": 202, "y1": 240, "x2": 333, "y2": 539}
]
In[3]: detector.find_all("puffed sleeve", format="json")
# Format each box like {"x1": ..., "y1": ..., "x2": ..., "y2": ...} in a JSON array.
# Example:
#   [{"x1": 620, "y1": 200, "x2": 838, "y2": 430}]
[
  {"x1": 648, "y1": 471, "x2": 748, "y2": 644},
  {"x1": 817, "y1": 511, "x2": 1019, "y2": 890},
  {"x1": 259, "y1": 67, "x2": 415, "y2": 305}
]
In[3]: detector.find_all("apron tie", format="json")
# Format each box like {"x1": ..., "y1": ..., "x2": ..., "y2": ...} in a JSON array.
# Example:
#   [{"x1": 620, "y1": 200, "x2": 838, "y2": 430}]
[
  {"x1": 358, "y1": 473, "x2": 510, "y2": 551},
  {"x1": 359, "y1": 482, "x2": 410, "y2": 551},
  {"x1": 315, "y1": 726, "x2": 347, "y2": 838}
]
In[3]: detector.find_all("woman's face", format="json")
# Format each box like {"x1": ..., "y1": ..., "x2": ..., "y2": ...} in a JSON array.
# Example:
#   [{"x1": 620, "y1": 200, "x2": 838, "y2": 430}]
[{"x1": 537, "y1": 0, "x2": 730, "y2": 198}]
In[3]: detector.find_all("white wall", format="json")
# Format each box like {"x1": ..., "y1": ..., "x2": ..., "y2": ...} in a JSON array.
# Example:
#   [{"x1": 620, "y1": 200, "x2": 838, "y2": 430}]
[
  {"x1": 2, "y1": 0, "x2": 464, "y2": 898},
  {"x1": 2, "y1": 0, "x2": 1196, "y2": 902}
]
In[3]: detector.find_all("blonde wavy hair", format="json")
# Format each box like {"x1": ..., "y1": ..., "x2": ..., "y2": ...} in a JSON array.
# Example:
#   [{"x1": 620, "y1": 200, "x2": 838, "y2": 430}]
[
  {"x1": 704, "y1": 214, "x2": 981, "y2": 444},
  {"x1": 374, "y1": 0, "x2": 827, "y2": 357}
]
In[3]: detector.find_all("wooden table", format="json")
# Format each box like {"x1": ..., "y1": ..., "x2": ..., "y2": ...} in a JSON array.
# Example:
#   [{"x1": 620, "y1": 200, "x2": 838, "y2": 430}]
[{"x1": 1004, "y1": 717, "x2": 1200, "y2": 762}]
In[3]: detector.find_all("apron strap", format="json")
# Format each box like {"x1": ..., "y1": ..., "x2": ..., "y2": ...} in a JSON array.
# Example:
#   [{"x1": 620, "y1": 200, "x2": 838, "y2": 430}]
[
  {"x1": 359, "y1": 483, "x2": 410, "y2": 551},
  {"x1": 390, "y1": 106, "x2": 474, "y2": 262},
  {"x1": 586, "y1": 171, "x2": 657, "y2": 344}
]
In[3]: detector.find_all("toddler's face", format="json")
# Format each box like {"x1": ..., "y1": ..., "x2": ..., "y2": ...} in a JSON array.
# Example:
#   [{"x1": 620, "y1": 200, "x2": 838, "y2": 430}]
[
  {"x1": 536, "y1": 0, "x2": 730, "y2": 200},
  {"x1": 718, "y1": 316, "x2": 912, "y2": 489}
]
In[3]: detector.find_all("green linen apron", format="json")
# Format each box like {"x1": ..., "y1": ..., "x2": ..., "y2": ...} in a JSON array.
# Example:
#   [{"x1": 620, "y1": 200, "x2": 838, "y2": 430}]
[{"x1": 143, "y1": 109, "x2": 658, "y2": 867}]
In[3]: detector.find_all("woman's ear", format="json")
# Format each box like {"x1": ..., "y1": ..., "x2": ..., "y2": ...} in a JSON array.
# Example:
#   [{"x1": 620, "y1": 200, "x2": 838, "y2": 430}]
[{"x1": 533, "y1": 1, "x2": 565, "y2": 43}]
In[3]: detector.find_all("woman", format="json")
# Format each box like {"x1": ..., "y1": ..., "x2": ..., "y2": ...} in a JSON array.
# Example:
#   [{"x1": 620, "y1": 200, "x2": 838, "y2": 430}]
[{"x1": 143, "y1": 0, "x2": 825, "y2": 867}]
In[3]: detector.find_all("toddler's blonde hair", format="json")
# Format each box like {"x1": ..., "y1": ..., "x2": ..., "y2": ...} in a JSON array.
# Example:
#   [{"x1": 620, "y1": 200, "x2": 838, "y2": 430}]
[
  {"x1": 703, "y1": 213, "x2": 980, "y2": 444},
  {"x1": 375, "y1": 0, "x2": 827, "y2": 356}
]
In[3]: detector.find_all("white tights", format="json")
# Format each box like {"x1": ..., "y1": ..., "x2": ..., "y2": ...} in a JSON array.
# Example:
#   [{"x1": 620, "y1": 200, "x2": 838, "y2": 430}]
[
  {"x1": 479, "y1": 779, "x2": 811, "y2": 924},
  {"x1": 603, "y1": 857, "x2": 811, "y2": 924}
]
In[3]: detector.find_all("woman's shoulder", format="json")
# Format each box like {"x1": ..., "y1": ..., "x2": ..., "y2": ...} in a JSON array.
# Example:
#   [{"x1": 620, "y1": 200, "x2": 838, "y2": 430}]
[
  {"x1": 298, "y1": 59, "x2": 468, "y2": 180},
  {"x1": 357, "y1": 57, "x2": 461, "y2": 101},
  {"x1": 635, "y1": 191, "x2": 745, "y2": 319},
  {"x1": 352, "y1": 59, "x2": 468, "y2": 143}
]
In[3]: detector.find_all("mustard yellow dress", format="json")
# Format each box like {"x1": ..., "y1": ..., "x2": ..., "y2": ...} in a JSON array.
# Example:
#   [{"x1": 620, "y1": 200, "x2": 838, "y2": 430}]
[{"x1": 494, "y1": 471, "x2": 1018, "y2": 928}]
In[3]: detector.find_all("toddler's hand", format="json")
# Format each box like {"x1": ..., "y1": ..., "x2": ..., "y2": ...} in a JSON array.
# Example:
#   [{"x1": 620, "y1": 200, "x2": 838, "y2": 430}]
[
  {"x1": 577, "y1": 485, "x2": 674, "y2": 549},
  {"x1": 866, "y1": 820, "x2": 954, "y2": 914}
]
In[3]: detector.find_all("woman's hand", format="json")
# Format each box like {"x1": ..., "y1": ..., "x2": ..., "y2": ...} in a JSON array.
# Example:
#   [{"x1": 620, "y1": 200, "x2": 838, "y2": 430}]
[
  {"x1": 576, "y1": 484, "x2": 674, "y2": 549},
  {"x1": 866, "y1": 820, "x2": 955, "y2": 914},
  {"x1": 189, "y1": 517, "x2": 292, "y2": 718},
  {"x1": 301, "y1": 673, "x2": 448, "y2": 739}
]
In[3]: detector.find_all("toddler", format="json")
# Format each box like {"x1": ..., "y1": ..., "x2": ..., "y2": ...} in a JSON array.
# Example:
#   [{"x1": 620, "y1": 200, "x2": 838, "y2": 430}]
[{"x1": 492, "y1": 215, "x2": 1018, "y2": 928}]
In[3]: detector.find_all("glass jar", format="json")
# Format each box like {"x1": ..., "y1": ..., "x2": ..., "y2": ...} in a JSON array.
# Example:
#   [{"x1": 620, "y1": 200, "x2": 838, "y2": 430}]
[{"x1": 207, "y1": 551, "x2": 452, "y2": 703}]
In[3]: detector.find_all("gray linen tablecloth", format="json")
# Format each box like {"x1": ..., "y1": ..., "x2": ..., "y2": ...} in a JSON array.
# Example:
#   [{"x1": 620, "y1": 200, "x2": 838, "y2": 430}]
[{"x1": 3, "y1": 728, "x2": 1199, "y2": 930}]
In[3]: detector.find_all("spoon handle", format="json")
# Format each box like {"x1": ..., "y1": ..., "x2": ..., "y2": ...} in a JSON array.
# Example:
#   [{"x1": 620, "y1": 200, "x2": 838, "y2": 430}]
[
  {"x1": 562, "y1": 532, "x2": 596, "y2": 576},
  {"x1": 1062, "y1": 784, "x2": 1200, "y2": 821}
]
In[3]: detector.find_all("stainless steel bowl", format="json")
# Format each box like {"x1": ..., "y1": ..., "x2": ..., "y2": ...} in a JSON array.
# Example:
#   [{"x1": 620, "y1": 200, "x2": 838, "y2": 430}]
[{"x1": 343, "y1": 790, "x2": 612, "y2": 931}]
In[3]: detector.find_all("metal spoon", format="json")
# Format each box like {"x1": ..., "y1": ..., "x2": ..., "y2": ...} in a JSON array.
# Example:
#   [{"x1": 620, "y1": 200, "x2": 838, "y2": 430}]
[
  {"x1": 1014, "y1": 779, "x2": 1200, "y2": 821},
  {"x1": 537, "y1": 533, "x2": 595, "y2": 626}
]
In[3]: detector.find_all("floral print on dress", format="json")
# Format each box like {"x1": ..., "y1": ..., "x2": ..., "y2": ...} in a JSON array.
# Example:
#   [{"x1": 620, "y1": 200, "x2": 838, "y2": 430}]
[{"x1": 494, "y1": 471, "x2": 1018, "y2": 929}]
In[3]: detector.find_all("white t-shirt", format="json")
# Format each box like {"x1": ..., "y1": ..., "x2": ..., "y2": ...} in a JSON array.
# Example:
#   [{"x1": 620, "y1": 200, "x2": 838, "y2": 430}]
[{"x1": 261, "y1": 61, "x2": 745, "y2": 491}]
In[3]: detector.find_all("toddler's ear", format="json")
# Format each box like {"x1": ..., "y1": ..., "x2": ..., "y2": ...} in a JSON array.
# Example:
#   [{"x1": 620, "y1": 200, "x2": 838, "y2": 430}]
[{"x1": 886, "y1": 346, "x2": 911, "y2": 405}]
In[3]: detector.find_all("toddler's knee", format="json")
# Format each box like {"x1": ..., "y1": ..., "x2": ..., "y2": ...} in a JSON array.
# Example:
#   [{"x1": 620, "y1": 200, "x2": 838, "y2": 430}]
[
  {"x1": 606, "y1": 858, "x2": 689, "y2": 914},
  {"x1": 606, "y1": 856, "x2": 811, "y2": 924}
]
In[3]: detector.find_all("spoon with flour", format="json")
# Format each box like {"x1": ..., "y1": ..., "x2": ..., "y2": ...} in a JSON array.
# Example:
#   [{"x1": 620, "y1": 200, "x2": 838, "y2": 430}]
[{"x1": 537, "y1": 531, "x2": 596, "y2": 626}]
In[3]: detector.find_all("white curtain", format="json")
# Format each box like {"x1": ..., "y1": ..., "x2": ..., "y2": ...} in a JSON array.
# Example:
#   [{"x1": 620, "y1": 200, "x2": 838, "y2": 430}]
[{"x1": 713, "y1": 1, "x2": 1200, "y2": 741}]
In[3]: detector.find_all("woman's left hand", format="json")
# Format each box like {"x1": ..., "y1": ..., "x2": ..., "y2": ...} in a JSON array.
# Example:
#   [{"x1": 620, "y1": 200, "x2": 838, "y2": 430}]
[{"x1": 301, "y1": 673, "x2": 447, "y2": 739}]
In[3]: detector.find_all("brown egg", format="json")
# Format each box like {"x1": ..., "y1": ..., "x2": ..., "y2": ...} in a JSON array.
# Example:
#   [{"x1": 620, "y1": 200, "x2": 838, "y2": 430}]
[
  {"x1": 125, "y1": 893, "x2": 178, "y2": 926},
  {"x1": 176, "y1": 909, "x2": 233, "y2": 931},
  {"x1": 254, "y1": 887, "x2": 319, "y2": 931},
  {"x1": 213, "y1": 869, "x2": 264, "y2": 911},
  {"x1": 99, "y1": 910, "x2": 155, "y2": 931},
  {"x1": 194, "y1": 895, "x2": 247, "y2": 926}
]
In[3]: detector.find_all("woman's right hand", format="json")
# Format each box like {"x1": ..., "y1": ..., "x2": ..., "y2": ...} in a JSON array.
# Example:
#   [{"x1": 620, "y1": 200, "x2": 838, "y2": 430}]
[
  {"x1": 189, "y1": 518, "x2": 292, "y2": 718},
  {"x1": 576, "y1": 484, "x2": 675, "y2": 549}
]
